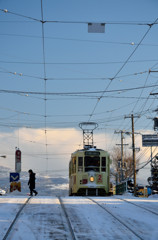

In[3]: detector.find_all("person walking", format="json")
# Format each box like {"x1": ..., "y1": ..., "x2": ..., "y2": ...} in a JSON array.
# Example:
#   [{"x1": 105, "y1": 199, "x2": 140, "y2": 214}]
[{"x1": 28, "y1": 169, "x2": 38, "y2": 196}]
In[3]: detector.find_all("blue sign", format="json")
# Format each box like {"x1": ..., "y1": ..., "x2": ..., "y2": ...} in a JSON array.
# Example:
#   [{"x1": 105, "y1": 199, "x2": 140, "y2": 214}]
[{"x1": 10, "y1": 172, "x2": 20, "y2": 182}]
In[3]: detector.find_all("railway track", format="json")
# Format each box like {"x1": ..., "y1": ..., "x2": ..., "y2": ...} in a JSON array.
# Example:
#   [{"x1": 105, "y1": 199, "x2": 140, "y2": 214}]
[
  {"x1": 58, "y1": 196, "x2": 77, "y2": 240},
  {"x1": 2, "y1": 196, "x2": 77, "y2": 240},
  {"x1": 87, "y1": 197, "x2": 144, "y2": 240},
  {"x1": 2, "y1": 196, "x2": 156, "y2": 239},
  {"x1": 2, "y1": 196, "x2": 32, "y2": 240},
  {"x1": 114, "y1": 197, "x2": 158, "y2": 216}
]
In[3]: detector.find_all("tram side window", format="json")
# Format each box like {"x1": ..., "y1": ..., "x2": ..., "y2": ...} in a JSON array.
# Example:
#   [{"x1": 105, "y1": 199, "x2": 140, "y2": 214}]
[
  {"x1": 102, "y1": 157, "x2": 106, "y2": 172},
  {"x1": 78, "y1": 157, "x2": 83, "y2": 172},
  {"x1": 72, "y1": 158, "x2": 76, "y2": 174}
]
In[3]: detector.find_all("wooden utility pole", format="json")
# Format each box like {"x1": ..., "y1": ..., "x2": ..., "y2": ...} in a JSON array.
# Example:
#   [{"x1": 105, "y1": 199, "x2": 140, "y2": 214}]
[
  {"x1": 125, "y1": 114, "x2": 140, "y2": 196},
  {"x1": 131, "y1": 115, "x2": 136, "y2": 196},
  {"x1": 115, "y1": 130, "x2": 128, "y2": 182}
]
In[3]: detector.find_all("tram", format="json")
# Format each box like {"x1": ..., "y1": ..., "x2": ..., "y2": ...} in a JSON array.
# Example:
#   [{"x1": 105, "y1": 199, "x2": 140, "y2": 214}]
[{"x1": 69, "y1": 145, "x2": 111, "y2": 196}]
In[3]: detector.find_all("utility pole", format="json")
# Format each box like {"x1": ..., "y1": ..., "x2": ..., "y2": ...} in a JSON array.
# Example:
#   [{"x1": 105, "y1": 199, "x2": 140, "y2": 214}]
[
  {"x1": 125, "y1": 114, "x2": 140, "y2": 196},
  {"x1": 115, "y1": 130, "x2": 128, "y2": 182},
  {"x1": 131, "y1": 115, "x2": 136, "y2": 196}
]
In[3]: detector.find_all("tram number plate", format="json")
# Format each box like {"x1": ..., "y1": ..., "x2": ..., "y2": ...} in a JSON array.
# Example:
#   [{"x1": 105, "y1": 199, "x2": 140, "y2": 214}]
[{"x1": 97, "y1": 174, "x2": 102, "y2": 183}]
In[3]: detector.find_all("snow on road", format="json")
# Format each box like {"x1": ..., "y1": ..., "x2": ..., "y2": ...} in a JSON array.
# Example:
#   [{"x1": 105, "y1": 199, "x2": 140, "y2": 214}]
[
  {"x1": 0, "y1": 197, "x2": 70, "y2": 240},
  {"x1": 0, "y1": 195, "x2": 158, "y2": 240},
  {"x1": 114, "y1": 195, "x2": 158, "y2": 214},
  {"x1": 0, "y1": 197, "x2": 28, "y2": 238},
  {"x1": 62, "y1": 197, "x2": 138, "y2": 240},
  {"x1": 89, "y1": 197, "x2": 158, "y2": 240},
  {"x1": 0, "y1": 169, "x2": 157, "y2": 239}
]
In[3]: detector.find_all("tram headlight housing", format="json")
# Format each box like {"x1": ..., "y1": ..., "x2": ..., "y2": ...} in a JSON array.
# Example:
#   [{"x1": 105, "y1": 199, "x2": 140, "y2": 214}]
[{"x1": 90, "y1": 176, "x2": 94, "y2": 182}]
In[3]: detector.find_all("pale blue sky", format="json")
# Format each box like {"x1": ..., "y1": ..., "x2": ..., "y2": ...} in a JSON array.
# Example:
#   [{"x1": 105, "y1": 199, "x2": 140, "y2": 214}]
[{"x1": 0, "y1": 0, "x2": 158, "y2": 182}]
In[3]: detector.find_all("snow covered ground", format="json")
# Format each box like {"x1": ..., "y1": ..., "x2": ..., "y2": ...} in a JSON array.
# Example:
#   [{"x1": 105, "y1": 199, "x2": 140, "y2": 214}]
[
  {"x1": 0, "y1": 167, "x2": 158, "y2": 240},
  {"x1": 0, "y1": 166, "x2": 69, "y2": 196},
  {"x1": 0, "y1": 195, "x2": 158, "y2": 240}
]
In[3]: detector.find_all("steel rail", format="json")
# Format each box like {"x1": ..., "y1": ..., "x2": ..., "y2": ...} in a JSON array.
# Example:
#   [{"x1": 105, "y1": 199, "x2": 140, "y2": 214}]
[
  {"x1": 2, "y1": 197, "x2": 32, "y2": 240},
  {"x1": 87, "y1": 197, "x2": 143, "y2": 240},
  {"x1": 115, "y1": 197, "x2": 158, "y2": 216},
  {"x1": 58, "y1": 197, "x2": 77, "y2": 240}
]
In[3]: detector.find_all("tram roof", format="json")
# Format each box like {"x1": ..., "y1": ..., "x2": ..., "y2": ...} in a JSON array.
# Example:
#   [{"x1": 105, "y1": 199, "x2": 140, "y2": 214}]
[{"x1": 72, "y1": 147, "x2": 108, "y2": 155}]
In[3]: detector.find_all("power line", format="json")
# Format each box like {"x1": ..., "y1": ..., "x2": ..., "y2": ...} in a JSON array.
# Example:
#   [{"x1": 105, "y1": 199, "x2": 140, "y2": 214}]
[
  {"x1": 1, "y1": 59, "x2": 158, "y2": 65},
  {"x1": 1, "y1": 33, "x2": 158, "y2": 47},
  {"x1": 1, "y1": 83, "x2": 158, "y2": 95},
  {"x1": 130, "y1": 64, "x2": 158, "y2": 128},
  {"x1": 1, "y1": 9, "x2": 157, "y2": 26},
  {"x1": 0, "y1": 67, "x2": 149, "y2": 82},
  {"x1": 116, "y1": 62, "x2": 158, "y2": 135},
  {"x1": 87, "y1": 17, "x2": 158, "y2": 122},
  {"x1": 0, "y1": 9, "x2": 40, "y2": 22},
  {"x1": 131, "y1": 72, "x2": 150, "y2": 112}
]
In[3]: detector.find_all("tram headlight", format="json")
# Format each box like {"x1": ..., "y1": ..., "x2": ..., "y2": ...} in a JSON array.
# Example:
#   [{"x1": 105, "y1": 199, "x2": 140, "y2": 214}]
[{"x1": 90, "y1": 176, "x2": 94, "y2": 182}]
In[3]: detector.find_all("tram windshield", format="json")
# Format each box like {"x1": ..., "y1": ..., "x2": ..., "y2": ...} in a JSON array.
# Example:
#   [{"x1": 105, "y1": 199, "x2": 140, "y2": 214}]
[{"x1": 84, "y1": 156, "x2": 100, "y2": 172}]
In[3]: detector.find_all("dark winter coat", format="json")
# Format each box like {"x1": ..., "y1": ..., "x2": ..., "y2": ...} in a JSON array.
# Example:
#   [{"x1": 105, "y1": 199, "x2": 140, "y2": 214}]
[{"x1": 28, "y1": 172, "x2": 36, "y2": 189}]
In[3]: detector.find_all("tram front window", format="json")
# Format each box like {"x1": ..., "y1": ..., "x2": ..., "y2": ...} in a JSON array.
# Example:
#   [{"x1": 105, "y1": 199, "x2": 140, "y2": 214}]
[{"x1": 84, "y1": 156, "x2": 100, "y2": 172}]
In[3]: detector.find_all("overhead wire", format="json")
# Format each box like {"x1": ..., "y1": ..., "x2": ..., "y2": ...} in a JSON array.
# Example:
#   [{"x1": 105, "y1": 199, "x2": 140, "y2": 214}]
[
  {"x1": 0, "y1": 66, "x2": 149, "y2": 81},
  {"x1": 136, "y1": 147, "x2": 158, "y2": 172},
  {"x1": 0, "y1": 9, "x2": 40, "y2": 22},
  {"x1": 1, "y1": 83, "x2": 158, "y2": 95},
  {"x1": 1, "y1": 59, "x2": 158, "y2": 65},
  {"x1": 106, "y1": 65, "x2": 158, "y2": 149},
  {"x1": 129, "y1": 61, "x2": 158, "y2": 135},
  {"x1": 1, "y1": 9, "x2": 157, "y2": 26},
  {"x1": 87, "y1": 17, "x2": 158, "y2": 124},
  {"x1": 89, "y1": 17, "x2": 158, "y2": 150},
  {"x1": 40, "y1": 0, "x2": 49, "y2": 171},
  {"x1": 1, "y1": 32, "x2": 158, "y2": 47},
  {"x1": 1, "y1": 6, "x2": 158, "y2": 161}
]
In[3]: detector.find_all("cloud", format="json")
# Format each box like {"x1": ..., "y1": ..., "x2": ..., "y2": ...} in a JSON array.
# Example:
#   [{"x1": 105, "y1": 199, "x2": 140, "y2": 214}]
[
  {"x1": 0, "y1": 127, "x2": 155, "y2": 185},
  {"x1": 0, "y1": 128, "x2": 82, "y2": 172}
]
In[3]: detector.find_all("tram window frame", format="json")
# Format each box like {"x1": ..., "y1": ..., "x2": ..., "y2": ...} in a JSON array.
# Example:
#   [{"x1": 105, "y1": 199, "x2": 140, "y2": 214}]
[
  {"x1": 78, "y1": 157, "x2": 83, "y2": 172},
  {"x1": 84, "y1": 156, "x2": 100, "y2": 172},
  {"x1": 101, "y1": 157, "x2": 106, "y2": 172}
]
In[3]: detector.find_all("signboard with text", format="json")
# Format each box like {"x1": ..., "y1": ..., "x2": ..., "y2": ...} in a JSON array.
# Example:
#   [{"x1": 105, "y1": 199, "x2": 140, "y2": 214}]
[
  {"x1": 15, "y1": 149, "x2": 21, "y2": 172},
  {"x1": 142, "y1": 134, "x2": 158, "y2": 147}
]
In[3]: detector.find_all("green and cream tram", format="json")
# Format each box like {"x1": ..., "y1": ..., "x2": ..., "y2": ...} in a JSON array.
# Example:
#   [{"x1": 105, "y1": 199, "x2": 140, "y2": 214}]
[{"x1": 69, "y1": 145, "x2": 111, "y2": 196}]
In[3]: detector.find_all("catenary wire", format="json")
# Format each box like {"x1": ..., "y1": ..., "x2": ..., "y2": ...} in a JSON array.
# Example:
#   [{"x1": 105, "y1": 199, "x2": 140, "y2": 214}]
[{"x1": 88, "y1": 17, "x2": 158, "y2": 123}]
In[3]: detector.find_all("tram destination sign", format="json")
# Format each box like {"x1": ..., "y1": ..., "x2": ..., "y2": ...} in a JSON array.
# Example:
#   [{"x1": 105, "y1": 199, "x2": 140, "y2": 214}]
[
  {"x1": 85, "y1": 151, "x2": 100, "y2": 156},
  {"x1": 142, "y1": 134, "x2": 158, "y2": 147}
]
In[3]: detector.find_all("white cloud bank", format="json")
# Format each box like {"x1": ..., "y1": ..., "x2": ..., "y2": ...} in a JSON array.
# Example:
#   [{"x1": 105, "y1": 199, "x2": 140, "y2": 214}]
[{"x1": 0, "y1": 127, "x2": 156, "y2": 185}]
